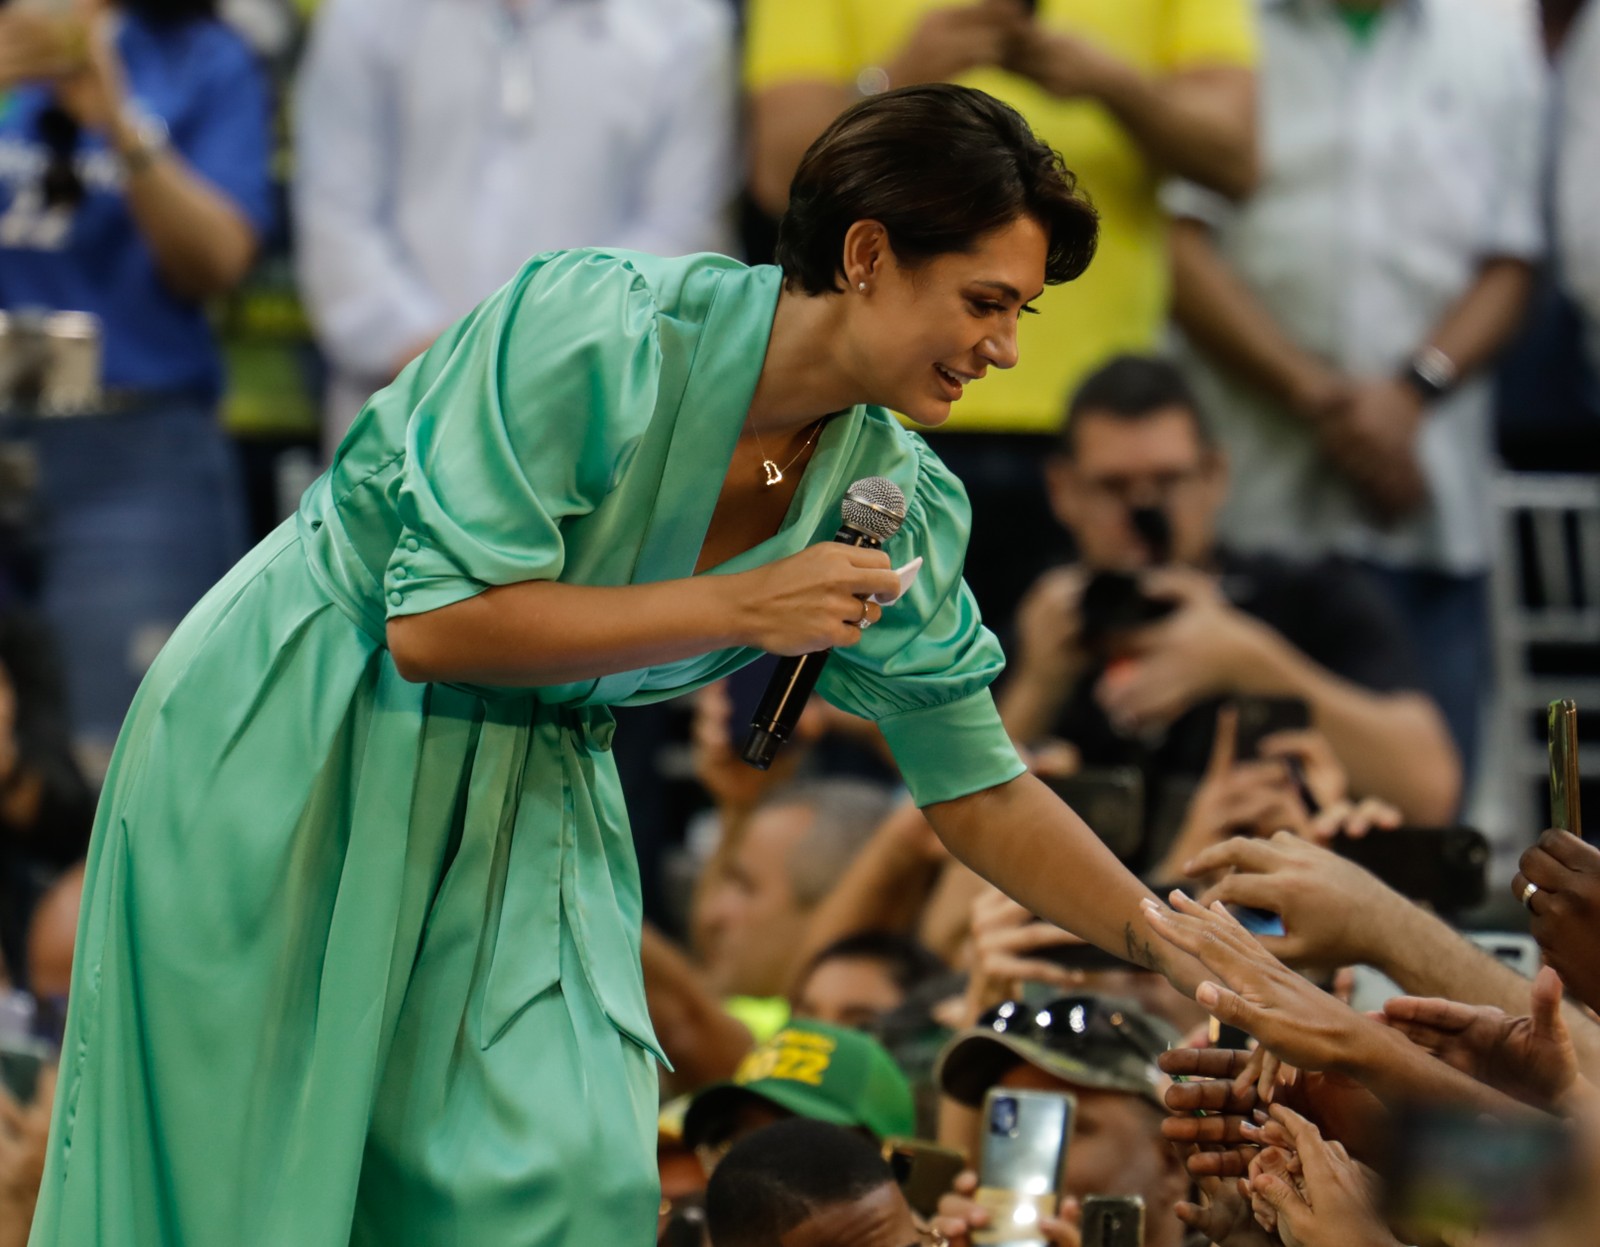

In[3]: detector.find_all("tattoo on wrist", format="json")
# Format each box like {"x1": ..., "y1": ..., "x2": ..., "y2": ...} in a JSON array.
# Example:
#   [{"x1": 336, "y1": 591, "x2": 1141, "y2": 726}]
[{"x1": 1123, "y1": 920, "x2": 1163, "y2": 972}]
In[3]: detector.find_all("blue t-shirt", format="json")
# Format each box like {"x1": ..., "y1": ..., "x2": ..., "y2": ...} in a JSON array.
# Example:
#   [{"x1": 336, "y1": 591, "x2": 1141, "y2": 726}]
[{"x1": 0, "y1": 15, "x2": 274, "y2": 398}]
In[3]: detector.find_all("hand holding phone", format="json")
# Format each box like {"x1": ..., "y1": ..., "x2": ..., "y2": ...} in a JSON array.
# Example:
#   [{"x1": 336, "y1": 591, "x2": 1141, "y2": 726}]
[
  {"x1": 975, "y1": 1088, "x2": 1075, "y2": 1246},
  {"x1": 1549, "y1": 699, "x2": 1581, "y2": 837}
]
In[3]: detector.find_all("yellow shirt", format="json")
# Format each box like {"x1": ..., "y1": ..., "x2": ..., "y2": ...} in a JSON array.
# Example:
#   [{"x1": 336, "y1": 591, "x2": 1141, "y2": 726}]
[{"x1": 745, "y1": 0, "x2": 1258, "y2": 434}]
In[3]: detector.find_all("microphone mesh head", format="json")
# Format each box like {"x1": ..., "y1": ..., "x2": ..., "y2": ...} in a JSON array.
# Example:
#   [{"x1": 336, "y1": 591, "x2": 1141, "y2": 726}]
[{"x1": 841, "y1": 477, "x2": 907, "y2": 542}]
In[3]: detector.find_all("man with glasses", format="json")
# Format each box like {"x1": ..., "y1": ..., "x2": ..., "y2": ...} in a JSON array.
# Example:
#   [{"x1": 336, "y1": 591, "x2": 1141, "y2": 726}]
[
  {"x1": 997, "y1": 354, "x2": 1460, "y2": 856},
  {"x1": 930, "y1": 993, "x2": 1188, "y2": 1247}
]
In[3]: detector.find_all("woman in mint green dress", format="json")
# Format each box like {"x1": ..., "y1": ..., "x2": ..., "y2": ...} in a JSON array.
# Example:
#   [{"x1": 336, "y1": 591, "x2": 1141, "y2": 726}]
[{"x1": 29, "y1": 85, "x2": 1205, "y2": 1246}]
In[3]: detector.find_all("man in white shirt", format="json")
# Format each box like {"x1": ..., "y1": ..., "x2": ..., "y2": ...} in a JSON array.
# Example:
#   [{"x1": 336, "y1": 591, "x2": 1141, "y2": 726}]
[
  {"x1": 1165, "y1": 0, "x2": 1548, "y2": 772},
  {"x1": 1559, "y1": 0, "x2": 1600, "y2": 373},
  {"x1": 293, "y1": 0, "x2": 738, "y2": 450}
]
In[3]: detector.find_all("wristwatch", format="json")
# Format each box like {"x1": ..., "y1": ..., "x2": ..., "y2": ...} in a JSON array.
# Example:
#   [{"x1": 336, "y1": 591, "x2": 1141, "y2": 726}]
[
  {"x1": 117, "y1": 105, "x2": 171, "y2": 177},
  {"x1": 1400, "y1": 345, "x2": 1460, "y2": 403}
]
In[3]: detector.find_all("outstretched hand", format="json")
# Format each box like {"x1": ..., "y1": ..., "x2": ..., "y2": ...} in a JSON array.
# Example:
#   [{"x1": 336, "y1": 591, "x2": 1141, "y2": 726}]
[
  {"x1": 1161, "y1": 1046, "x2": 1387, "y2": 1174},
  {"x1": 1185, "y1": 832, "x2": 1400, "y2": 973},
  {"x1": 1380, "y1": 965, "x2": 1579, "y2": 1110},
  {"x1": 1246, "y1": 1106, "x2": 1400, "y2": 1247},
  {"x1": 1141, "y1": 891, "x2": 1369, "y2": 1074}
]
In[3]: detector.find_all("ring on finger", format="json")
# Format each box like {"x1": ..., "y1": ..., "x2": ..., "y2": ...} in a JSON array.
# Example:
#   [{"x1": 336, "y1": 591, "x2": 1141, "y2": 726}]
[
  {"x1": 1520, "y1": 880, "x2": 1540, "y2": 909},
  {"x1": 857, "y1": 599, "x2": 873, "y2": 629}
]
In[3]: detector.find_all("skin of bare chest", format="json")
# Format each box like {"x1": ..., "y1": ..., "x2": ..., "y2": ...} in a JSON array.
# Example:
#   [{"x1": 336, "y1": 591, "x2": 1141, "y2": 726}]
[{"x1": 694, "y1": 438, "x2": 815, "y2": 574}]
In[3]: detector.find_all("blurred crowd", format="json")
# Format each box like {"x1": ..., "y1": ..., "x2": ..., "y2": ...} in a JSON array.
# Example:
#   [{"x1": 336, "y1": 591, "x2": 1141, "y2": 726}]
[{"x1": 2, "y1": 0, "x2": 1600, "y2": 1244}]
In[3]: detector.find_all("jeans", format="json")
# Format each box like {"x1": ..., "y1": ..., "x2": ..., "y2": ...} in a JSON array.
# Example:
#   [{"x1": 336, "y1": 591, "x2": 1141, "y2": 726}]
[
  {"x1": 1358, "y1": 562, "x2": 1489, "y2": 785},
  {"x1": 33, "y1": 398, "x2": 246, "y2": 749}
]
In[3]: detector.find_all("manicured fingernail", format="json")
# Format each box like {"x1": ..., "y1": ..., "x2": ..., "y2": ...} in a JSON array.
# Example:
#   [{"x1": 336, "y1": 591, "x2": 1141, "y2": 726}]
[{"x1": 1252, "y1": 1108, "x2": 1268, "y2": 1123}]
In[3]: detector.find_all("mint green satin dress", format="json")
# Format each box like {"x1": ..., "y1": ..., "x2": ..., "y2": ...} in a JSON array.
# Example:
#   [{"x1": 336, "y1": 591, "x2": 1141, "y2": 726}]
[{"x1": 28, "y1": 250, "x2": 1026, "y2": 1247}]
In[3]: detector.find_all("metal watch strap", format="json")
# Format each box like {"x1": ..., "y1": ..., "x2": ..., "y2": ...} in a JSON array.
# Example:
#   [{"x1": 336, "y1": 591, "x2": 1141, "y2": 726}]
[
  {"x1": 1401, "y1": 345, "x2": 1458, "y2": 402},
  {"x1": 119, "y1": 108, "x2": 171, "y2": 176}
]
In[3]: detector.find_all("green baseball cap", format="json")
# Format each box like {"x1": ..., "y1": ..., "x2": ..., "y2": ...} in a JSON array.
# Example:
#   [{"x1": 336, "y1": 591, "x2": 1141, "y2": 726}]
[
  {"x1": 683, "y1": 1019, "x2": 916, "y2": 1147},
  {"x1": 935, "y1": 993, "x2": 1177, "y2": 1111}
]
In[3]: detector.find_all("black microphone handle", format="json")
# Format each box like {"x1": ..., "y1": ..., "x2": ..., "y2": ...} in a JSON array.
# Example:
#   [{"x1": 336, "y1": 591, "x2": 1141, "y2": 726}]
[{"x1": 740, "y1": 525, "x2": 881, "y2": 770}]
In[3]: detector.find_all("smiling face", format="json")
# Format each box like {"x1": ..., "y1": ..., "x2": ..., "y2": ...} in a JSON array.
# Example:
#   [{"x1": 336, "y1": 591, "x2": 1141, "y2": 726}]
[{"x1": 839, "y1": 215, "x2": 1049, "y2": 427}]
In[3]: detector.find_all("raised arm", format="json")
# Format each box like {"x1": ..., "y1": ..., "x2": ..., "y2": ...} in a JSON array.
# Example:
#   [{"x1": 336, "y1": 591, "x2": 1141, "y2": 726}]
[
  {"x1": 55, "y1": 15, "x2": 268, "y2": 301},
  {"x1": 1006, "y1": 34, "x2": 1257, "y2": 198},
  {"x1": 1187, "y1": 834, "x2": 1600, "y2": 1084},
  {"x1": 924, "y1": 771, "x2": 1211, "y2": 996},
  {"x1": 790, "y1": 800, "x2": 948, "y2": 986}
]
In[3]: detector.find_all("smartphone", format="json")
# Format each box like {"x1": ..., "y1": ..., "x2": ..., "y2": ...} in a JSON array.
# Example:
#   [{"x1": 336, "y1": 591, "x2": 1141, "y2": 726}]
[
  {"x1": 975, "y1": 1088, "x2": 1075, "y2": 1246},
  {"x1": 1347, "y1": 932, "x2": 1541, "y2": 1016},
  {"x1": 1080, "y1": 1195, "x2": 1145, "y2": 1247},
  {"x1": 1326, "y1": 826, "x2": 1490, "y2": 912},
  {"x1": 882, "y1": 1137, "x2": 968, "y2": 1219},
  {"x1": 1549, "y1": 699, "x2": 1581, "y2": 836},
  {"x1": 1043, "y1": 768, "x2": 1144, "y2": 862},
  {"x1": 1466, "y1": 931, "x2": 1541, "y2": 980},
  {"x1": 1231, "y1": 696, "x2": 1311, "y2": 761}
]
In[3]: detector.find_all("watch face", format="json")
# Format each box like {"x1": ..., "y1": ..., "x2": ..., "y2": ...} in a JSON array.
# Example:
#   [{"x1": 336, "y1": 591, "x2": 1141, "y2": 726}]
[{"x1": 1413, "y1": 347, "x2": 1458, "y2": 390}]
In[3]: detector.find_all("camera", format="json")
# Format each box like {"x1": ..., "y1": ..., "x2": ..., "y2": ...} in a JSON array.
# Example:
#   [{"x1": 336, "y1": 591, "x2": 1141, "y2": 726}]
[
  {"x1": 0, "y1": 310, "x2": 103, "y2": 416},
  {"x1": 1079, "y1": 505, "x2": 1176, "y2": 649}
]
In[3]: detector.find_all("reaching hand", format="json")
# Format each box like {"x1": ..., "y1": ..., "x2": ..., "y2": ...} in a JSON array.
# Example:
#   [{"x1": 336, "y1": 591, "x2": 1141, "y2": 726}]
[
  {"x1": 1141, "y1": 891, "x2": 1372, "y2": 1074},
  {"x1": 1161, "y1": 1047, "x2": 1387, "y2": 1174},
  {"x1": 1305, "y1": 797, "x2": 1402, "y2": 845},
  {"x1": 1380, "y1": 965, "x2": 1579, "y2": 1110},
  {"x1": 959, "y1": 888, "x2": 1086, "y2": 1026},
  {"x1": 1185, "y1": 832, "x2": 1400, "y2": 973},
  {"x1": 1246, "y1": 1106, "x2": 1400, "y2": 1247},
  {"x1": 1177, "y1": 1171, "x2": 1278, "y2": 1247},
  {"x1": 1513, "y1": 830, "x2": 1600, "y2": 1013},
  {"x1": 1157, "y1": 708, "x2": 1314, "y2": 881}
]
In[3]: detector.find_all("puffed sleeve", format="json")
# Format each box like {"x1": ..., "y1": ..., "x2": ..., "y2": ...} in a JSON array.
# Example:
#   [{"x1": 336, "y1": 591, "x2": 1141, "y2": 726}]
[
  {"x1": 814, "y1": 441, "x2": 1026, "y2": 807},
  {"x1": 382, "y1": 250, "x2": 662, "y2": 619}
]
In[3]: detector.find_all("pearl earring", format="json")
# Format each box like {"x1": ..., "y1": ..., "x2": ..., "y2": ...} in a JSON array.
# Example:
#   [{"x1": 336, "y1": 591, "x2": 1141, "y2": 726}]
[{"x1": 858, "y1": 282, "x2": 867, "y2": 292}]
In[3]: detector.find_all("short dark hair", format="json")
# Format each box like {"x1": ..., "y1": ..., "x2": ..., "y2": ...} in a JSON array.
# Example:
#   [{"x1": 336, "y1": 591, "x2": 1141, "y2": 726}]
[
  {"x1": 805, "y1": 932, "x2": 947, "y2": 997},
  {"x1": 777, "y1": 84, "x2": 1099, "y2": 296},
  {"x1": 1059, "y1": 354, "x2": 1213, "y2": 458},
  {"x1": 706, "y1": 1119, "x2": 895, "y2": 1247}
]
